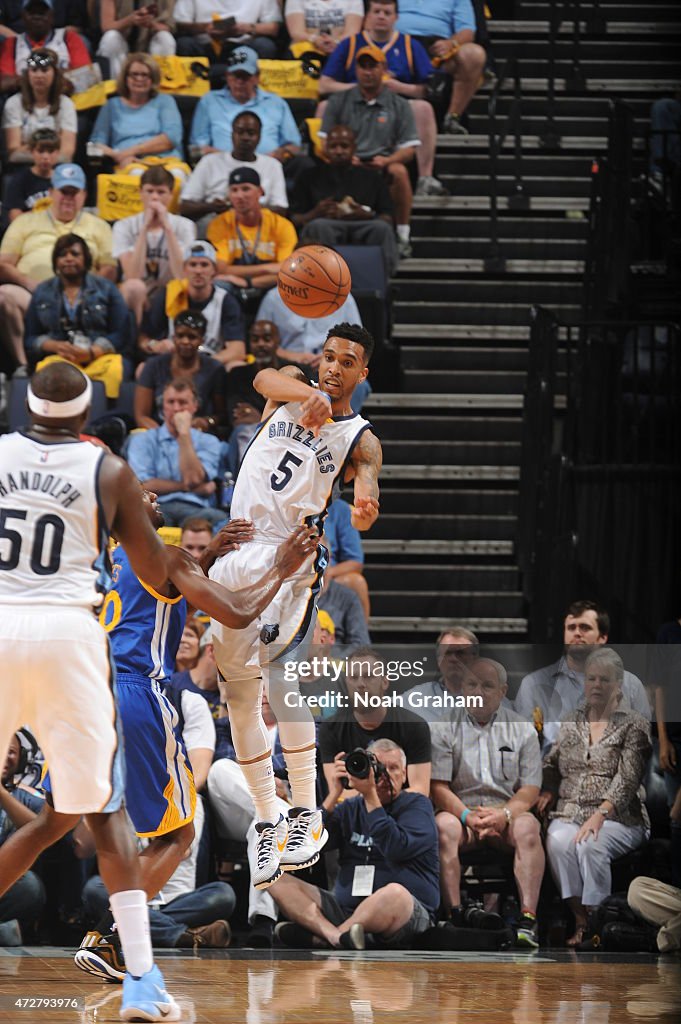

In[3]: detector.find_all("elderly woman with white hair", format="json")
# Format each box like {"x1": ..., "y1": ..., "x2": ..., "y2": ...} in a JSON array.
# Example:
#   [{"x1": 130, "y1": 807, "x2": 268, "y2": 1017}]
[{"x1": 538, "y1": 647, "x2": 652, "y2": 945}]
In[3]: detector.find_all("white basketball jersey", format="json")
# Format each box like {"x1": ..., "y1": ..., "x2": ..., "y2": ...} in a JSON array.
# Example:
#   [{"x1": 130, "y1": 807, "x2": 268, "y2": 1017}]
[
  {"x1": 230, "y1": 402, "x2": 372, "y2": 542},
  {"x1": 0, "y1": 432, "x2": 110, "y2": 608}
]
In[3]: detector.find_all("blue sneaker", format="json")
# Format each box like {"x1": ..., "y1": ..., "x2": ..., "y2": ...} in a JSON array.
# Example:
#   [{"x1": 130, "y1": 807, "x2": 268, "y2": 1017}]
[{"x1": 120, "y1": 964, "x2": 180, "y2": 1022}]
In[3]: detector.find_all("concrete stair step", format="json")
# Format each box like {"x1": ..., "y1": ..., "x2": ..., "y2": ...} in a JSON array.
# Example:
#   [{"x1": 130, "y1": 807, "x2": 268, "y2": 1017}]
[
  {"x1": 381, "y1": 439, "x2": 521, "y2": 464},
  {"x1": 372, "y1": 513, "x2": 517, "y2": 541},
  {"x1": 365, "y1": 563, "x2": 521, "y2": 591},
  {"x1": 370, "y1": 414, "x2": 523, "y2": 441},
  {"x1": 371, "y1": 591, "x2": 526, "y2": 618},
  {"x1": 368, "y1": 615, "x2": 529, "y2": 636},
  {"x1": 375, "y1": 488, "x2": 519, "y2": 516}
]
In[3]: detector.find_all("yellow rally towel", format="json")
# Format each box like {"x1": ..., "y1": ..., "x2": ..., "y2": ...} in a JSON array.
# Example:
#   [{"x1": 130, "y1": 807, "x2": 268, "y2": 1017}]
[
  {"x1": 153, "y1": 55, "x2": 210, "y2": 97},
  {"x1": 165, "y1": 278, "x2": 190, "y2": 319},
  {"x1": 36, "y1": 354, "x2": 124, "y2": 400},
  {"x1": 71, "y1": 79, "x2": 117, "y2": 111},
  {"x1": 97, "y1": 173, "x2": 144, "y2": 221},
  {"x1": 258, "y1": 59, "x2": 319, "y2": 100}
]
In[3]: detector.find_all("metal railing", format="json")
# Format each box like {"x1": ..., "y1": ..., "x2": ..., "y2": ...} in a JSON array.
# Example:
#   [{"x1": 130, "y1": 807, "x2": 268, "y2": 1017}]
[{"x1": 486, "y1": 56, "x2": 528, "y2": 271}]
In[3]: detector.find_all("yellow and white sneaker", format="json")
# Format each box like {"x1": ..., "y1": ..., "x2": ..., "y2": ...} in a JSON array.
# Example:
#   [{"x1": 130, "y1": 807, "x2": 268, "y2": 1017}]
[
  {"x1": 280, "y1": 808, "x2": 328, "y2": 871},
  {"x1": 252, "y1": 814, "x2": 288, "y2": 890}
]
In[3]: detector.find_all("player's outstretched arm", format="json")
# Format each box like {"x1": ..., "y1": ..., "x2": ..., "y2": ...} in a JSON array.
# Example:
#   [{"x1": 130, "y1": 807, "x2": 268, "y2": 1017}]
[
  {"x1": 100, "y1": 456, "x2": 171, "y2": 592},
  {"x1": 253, "y1": 366, "x2": 316, "y2": 405},
  {"x1": 349, "y1": 430, "x2": 383, "y2": 532},
  {"x1": 165, "y1": 526, "x2": 319, "y2": 628}
]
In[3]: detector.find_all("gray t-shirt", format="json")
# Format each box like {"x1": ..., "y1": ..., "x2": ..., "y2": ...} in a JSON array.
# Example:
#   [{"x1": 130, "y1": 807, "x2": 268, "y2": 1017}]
[
  {"x1": 320, "y1": 85, "x2": 420, "y2": 159},
  {"x1": 112, "y1": 212, "x2": 196, "y2": 293}
]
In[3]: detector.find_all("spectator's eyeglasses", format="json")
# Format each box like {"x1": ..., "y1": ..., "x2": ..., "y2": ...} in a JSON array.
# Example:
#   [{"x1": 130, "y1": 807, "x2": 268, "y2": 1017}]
[
  {"x1": 26, "y1": 54, "x2": 57, "y2": 70},
  {"x1": 128, "y1": 70, "x2": 152, "y2": 80}
]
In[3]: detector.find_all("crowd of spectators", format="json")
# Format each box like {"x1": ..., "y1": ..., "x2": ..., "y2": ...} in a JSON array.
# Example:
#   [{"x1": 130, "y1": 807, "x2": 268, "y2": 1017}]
[{"x1": 2, "y1": 595, "x2": 679, "y2": 955}]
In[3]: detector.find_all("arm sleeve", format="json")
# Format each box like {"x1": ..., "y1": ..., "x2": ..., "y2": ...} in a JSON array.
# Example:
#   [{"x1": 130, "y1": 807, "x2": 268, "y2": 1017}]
[
  {"x1": 65, "y1": 29, "x2": 92, "y2": 68},
  {"x1": 189, "y1": 95, "x2": 211, "y2": 148},
  {"x1": 127, "y1": 431, "x2": 157, "y2": 481},
  {"x1": 1, "y1": 94, "x2": 22, "y2": 129},
  {"x1": 322, "y1": 39, "x2": 351, "y2": 82},
  {"x1": 0, "y1": 38, "x2": 16, "y2": 76},
  {"x1": 180, "y1": 691, "x2": 216, "y2": 753},
  {"x1": 137, "y1": 357, "x2": 161, "y2": 389},
  {"x1": 158, "y1": 95, "x2": 183, "y2": 150},
  {"x1": 626, "y1": 674, "x2": 652, "y2": 720},
  {"x1": 59, "y1": 96, "x2": 78, "y2": 134},
  {"x1": 266, "y1": 160, "x2": 288, "y2": 209},
  {"x1": 23, "y1": 292, "x2": 46, "y2": 361},
  {"x1": 173, "y1": 0, "x2": 194, "y2": 21},
  {"x1": 195, "y1": 433, "x2": 221, "y2": 479},
  {"x1": 365, "y1": 795, "x2": 436, "y2": 862},
  {"x1": 180, "y1": 158, "x2": 210, "y2": 201},
  {"x1": 517, "y1": 727, "x2": 543, "y2": 788},
  {"x1": 218, "y1": 289, "x2": 245, "y2": 341},
  {"x1": 602, "y1": 720, "x2": 652, "y2": 813},
  {"x1": 90, "y1": 100, "x2": 113, "y2": 145},
  {"x1": 278, "y1": 98, "x2": 302, "y2": 147},
  {"x1": 411, "y1": 38, "x2": 435, "y2": 81},
  {"x1": 274, "y1": 216, "x2": 298, "y2": 262},
  {"x1": 261, "y1": 0, "x2": 283, "y2": 22},
  {"x1": 111, "y1": 218, "x2": 133, "y2": 259},
  {"x1": 430, "y1": 721, "x2": 454, "y2": 782},
  {"x1": 0, "y1": 215, "x2": 27, "y2": 256},
  {"x1": 452, "y1": 0, "x2": 477, "y2": 34},
  {"x1": 394, "y1": 96, "x2": 420, "y2": 148},
  {"x1": 319, "y1": 93, "x2": 342, "y2": 137}
]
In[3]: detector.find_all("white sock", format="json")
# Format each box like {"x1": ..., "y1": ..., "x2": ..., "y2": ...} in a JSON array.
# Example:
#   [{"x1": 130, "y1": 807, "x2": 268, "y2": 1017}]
[
  {"x1": 239, "y1": 753, "x2": 280, "y2": 823},
  {"x1": 109, "y1": 889, "x2": 153, "y2": 978},
  {"x1": 397, "y1": 224, "x2": 410, "y2": 241},
  {"x1": 281, "y1": 743, "x2": 317, "y2": 810}
]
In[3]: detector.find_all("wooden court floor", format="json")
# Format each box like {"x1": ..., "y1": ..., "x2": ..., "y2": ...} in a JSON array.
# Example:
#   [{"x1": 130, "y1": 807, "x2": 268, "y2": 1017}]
[{"x1": 0, "y1": 948, "x2": 679, "y2": 1024}]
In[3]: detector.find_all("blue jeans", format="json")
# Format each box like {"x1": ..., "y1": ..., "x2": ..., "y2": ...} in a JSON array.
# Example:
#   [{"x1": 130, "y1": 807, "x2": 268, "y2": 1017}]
[
  {"x1": 82, "y1": 877, "x2": 236, "y2": 948},
  {"x1": 0, "y1": 870, "x2": 45, "y2": 925}
]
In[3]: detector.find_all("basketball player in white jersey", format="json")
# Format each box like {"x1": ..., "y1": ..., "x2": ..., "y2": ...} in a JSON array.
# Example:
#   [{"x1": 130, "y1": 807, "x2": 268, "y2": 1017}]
[
  {"x1": 209, "y1": 322, "x2": 382, "y2": 889},
  {"x1": 0, "y1": 362, "x2": 317, "y2": 1021}
]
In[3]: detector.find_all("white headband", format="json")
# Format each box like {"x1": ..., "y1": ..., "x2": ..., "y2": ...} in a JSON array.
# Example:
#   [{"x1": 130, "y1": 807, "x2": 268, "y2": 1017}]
[{"x1": 27, "y1": 375, "x2": 92, "y2": 419}]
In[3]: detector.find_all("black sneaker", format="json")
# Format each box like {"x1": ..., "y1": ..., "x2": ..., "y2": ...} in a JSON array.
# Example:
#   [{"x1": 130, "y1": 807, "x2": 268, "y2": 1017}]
[
  {"x1": 516, "y1": 914, "x2": 539, "y2": 949},
  {"x1": 274, "y1": 921, "x2": 316, "y2": 948},
  {"x1": 339, "y1": 923, "x2": 365, "y2": 950},
  {"x1": 245, "y1": 915, "x2": 275, "y2": 949},
  {"x1": 74, "y1": 930, "x2": 125, "y2": 983},
  {"x1": 463, "y1": 905, "x2": 506, "y2": 931}
]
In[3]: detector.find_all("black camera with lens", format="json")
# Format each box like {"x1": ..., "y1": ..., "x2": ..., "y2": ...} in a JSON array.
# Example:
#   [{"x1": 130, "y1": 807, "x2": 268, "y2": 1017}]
[{"x1": 343, "y1": 747, "x2": 388, "y2": 783}]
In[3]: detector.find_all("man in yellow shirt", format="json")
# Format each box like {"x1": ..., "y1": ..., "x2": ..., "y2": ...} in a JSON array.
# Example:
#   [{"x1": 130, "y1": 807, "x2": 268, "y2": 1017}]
[
  {"x1": 207, "y1": 167, "x2": 297, "y2": 291},
  {"x1": 0, "y1": 164, "x2": 117, "y2": 376}
]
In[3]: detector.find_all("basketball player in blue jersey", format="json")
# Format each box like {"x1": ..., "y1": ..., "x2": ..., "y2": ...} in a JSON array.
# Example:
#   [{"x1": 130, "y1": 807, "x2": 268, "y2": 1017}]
[
  {"x1": 0, "y1": 363, "x2": 317, "y2": 1020},
  {"x1": 73, "y1": 496, "x2": 315, "y2": 983},
  {"x1": 209, "y1": 322, "x2": 382, "y2": 889}
]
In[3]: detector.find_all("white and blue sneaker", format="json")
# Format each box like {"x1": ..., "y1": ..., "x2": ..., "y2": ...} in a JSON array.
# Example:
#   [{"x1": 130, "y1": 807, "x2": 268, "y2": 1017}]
[
  {"x1": 252, "y1": 814, "x2": 288, "y2": 890},
  {"x1": 280, "y1": 807, "x2": 328, "y2": 871},
  {"x1": 120, "y1": 964, "x2": 180, "y2": 1022}
]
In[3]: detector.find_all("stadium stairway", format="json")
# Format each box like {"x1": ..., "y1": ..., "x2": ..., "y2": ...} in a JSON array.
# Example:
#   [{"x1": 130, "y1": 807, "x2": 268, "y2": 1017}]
[{"x1": 361, "y1": 1, "x2": 680, "y2": 646}]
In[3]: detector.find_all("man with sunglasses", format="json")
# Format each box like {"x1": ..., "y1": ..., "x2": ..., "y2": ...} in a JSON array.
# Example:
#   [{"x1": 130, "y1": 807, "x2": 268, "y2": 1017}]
[{"x1": 0, "y1": 0, "x2": 90, "y2": 95}]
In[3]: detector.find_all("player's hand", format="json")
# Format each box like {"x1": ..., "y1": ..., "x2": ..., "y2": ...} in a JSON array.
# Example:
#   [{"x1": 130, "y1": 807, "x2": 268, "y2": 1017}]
[
  {"x1": 211, "y1": 518, "x2": 255, "y2": 556},
  {"x1": 328, "y1": 752, "x2": 350, "y2": 800},
  {"x1": 350, "y1": 495, "x2": 379, "y2": 530},
  {"x1": 299, "y1": 391, "x2": 332, "y2": 435},
  {"x1": 274, "y1": 526, "x2": 318, "y2": 578}
]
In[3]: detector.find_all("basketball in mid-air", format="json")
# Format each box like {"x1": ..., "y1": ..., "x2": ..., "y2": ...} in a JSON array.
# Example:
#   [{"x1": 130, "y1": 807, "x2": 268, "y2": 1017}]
[{"x1": 277, "y1": 246, "x2": 351, "y2": 318}]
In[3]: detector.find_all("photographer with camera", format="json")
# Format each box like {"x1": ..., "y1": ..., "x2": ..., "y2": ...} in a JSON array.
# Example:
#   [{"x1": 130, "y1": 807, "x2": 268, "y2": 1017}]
[
  {"x1": 319, "y1": 646, "x2": 432, "y2": 797},
  {"x1": 270, "y1": 738, "x2": 439, "y2": 950}
]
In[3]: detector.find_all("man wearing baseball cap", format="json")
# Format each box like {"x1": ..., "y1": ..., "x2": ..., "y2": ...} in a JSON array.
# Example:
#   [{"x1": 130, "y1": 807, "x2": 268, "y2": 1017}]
[
  {"x1": 0, "y1": 162, "x2": 116, "y2": 376},
  {"x1": 319, "y1": 44, "x2": 420, "y2": 259},
  {"x1": 140, "y1": 239, "x2": 245, "y2": 366},
  {"x1": 206, "y1": 166, "x2": 297, "y2": 290},
  {"x1": 188, "y1": 46, "x2": 302, "y2": 165}
]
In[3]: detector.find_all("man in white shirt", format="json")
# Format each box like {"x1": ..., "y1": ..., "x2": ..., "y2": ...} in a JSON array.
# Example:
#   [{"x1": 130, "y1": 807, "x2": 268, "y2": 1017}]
[
  {"x1": 180, "y1": 110, "x2": 288, "y2": 236},
  {"x1": 514, "y1": 599, "x2": 652, "y2": 754},
  {"x1": 174, "y1": 0, "x2": 281, "y2": 60},
  {"x1": 114, "y1": 165, "x2": 196, "y2": 328}
]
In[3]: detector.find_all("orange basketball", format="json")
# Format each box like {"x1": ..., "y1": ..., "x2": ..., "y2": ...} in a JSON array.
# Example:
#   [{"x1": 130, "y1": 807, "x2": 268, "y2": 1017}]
[{"x1": 277, "y1": 246, "x2": 352, "y2": 318}]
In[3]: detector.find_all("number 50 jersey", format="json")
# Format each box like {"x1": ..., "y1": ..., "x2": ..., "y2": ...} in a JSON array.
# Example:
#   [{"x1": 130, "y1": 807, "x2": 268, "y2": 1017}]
[
  {"x1": 230, "y1": 402, "x2": 373, "y2": 542},
  {"x1": 0, "y1": 432, "x2": 111, "y2": 608}
]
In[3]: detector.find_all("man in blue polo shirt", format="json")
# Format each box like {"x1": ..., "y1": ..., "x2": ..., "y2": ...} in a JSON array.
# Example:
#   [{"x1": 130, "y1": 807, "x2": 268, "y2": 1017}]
[
  {"x1": 396, "y1": 0, "x2": 486, "y2": 135},
  {"x1": 189, "y1": 46, "x2": 302, "y2": 160},
  {"x1": 319, "y1": 0, "x2": 447, "y2": 196}
]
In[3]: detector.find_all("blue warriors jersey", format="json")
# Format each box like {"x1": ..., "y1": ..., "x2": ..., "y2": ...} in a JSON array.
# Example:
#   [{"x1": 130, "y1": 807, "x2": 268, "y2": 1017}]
[
  {"x1": 323, "y1": 31, "x2": 434, "y2": 85},
  {"x1": 99, "y1": 547, "x2": 186, "y2": 682}
]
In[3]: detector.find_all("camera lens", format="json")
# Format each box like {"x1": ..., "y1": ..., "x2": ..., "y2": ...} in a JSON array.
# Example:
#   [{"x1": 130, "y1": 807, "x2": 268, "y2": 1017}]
[{"x1": 344, "y1": 748, "x2": 371, "y2": 779}]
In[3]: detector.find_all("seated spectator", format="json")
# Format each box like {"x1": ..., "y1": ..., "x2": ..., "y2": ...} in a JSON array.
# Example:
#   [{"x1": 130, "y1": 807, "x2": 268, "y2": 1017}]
[
  {"x1": 319, "y1": 0, "x2": 447, "y2": 197},
  {"x1": 271, "y1": 738, "x2": 439, "y2": 949},
  {"x1": 189, "y1": 46, "x2": 302, "y2": 162},
  {"x1": 292, "y1": 125, "x2": 398, "y2": 277},
  {"x1": 127, "y1": 377, "x2": 226, "y2": 527},
  {"x1": 0, "y1": 0, "x2": 90, "y2": 96},
  {"x1": 323, "y1": 497, "x2": 369, "y2": 621},
  {"x1": 403, "y1": 625, "x2": 479, "y2": 721},
  {"x1": 175, "y1": 618, "x2": 204, "y2": 672},
  {"x1": 628, "y1": 872, "x2": 681, "y2": 954},
  {"x1": 97, "y1": 0, "x2": 176, "y2": 80},
  {"x1": 180, "y1": 111, "x2": 288, "y2": 233},
  {"x1": 284, "y1": 0, "x2": 363, "y2": 57},
  {"x1": 227, "y1": 318, "x2": 303, "y2": 416},
  {"x1": 4, "y1": 127, "x2": 59, "y2": 222},
  {"x1": 170, "y1": 623, "x2": 221, "y2": 719},
  {"x1": 430, "y1": 657, "x2": 544, "y2": 947},
  {"x1": 320, "y1": 45, "x2": 419, "y2": 259},
  {"x1": 89, "y1": 52, "x2": 184, "y2": 173},
  {"x1": 396, "y1": 0, "x2": 486, "y2": 135},
  {"x1": 515, "y1": 599, "x2": 651, "y2": 755},
  {"x1": 255, "y1": 266, "x2": 362, "y2": 371},
  {"x1": 174, "y1": 0, "x2": 282, "y2": 62},
  {"x1": 180, "y1": 516, "x2": 214, "y2": 559},
  {"x1": 114, "y1": 166, "x2": 197, "y2": 327},
  {"x1": 319, "y1": 646, "x2": 432, "y2": 796},
  {"x1": 207, "y1": 167, "x2": 297, "y2": 290},
  {"x1": 135, "y1": 310, "x2": 226, "y2": 429},
  {"x1": 24, "y1": 232, "x2": 131, "y2": 398},
  {"x1": 207, "y1": 692, "x2": 291, "y2": 948},
  {"x1": 2, "y1": 47, "x2": 76, "y2": 163},
  {"x1": 318, "y1": 578, "x2": 370, "y2": 647},
  {"x1": 141, "y1": 240, "x2": 245, "y2": 366},
  {"x1": 538, "y1": 647, "x2": 652, "y2": 946},
  {"x1": 0, "y1": 732, "x2": 46, "y2": 946},
  {"x1": 0, "y1": 0, "x2": 88, "y2": 35}
]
